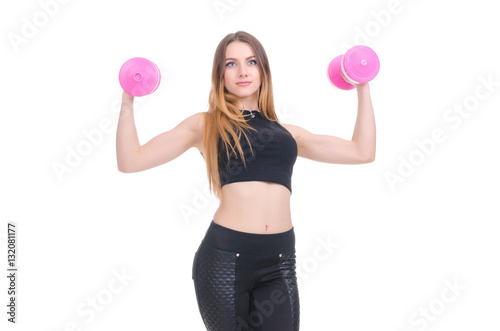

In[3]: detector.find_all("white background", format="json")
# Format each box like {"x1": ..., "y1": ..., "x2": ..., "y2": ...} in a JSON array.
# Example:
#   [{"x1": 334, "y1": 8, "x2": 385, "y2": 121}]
[{"x1": 1, "y1": 0, "x2": 499, "y2": 330}]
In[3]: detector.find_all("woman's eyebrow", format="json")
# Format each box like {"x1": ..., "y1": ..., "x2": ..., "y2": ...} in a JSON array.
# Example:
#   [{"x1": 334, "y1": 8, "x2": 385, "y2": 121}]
[{"x1": 225, "y1": 55, "x2": 256, "y2": 61}]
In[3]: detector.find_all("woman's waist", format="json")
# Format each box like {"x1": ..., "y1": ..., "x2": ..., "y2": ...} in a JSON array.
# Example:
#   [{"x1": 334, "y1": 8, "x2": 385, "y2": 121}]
[
  {"x1": 213, "y1": 209, "x2": 292, "y2": 234},
  {"x1": 201, "y1": 220, "x2": 295, "y2": 256}
]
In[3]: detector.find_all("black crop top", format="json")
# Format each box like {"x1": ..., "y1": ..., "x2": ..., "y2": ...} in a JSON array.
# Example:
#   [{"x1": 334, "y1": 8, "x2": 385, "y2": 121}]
[{"x1": 218, "y1": 110, "x2": 298, "y2": 193}]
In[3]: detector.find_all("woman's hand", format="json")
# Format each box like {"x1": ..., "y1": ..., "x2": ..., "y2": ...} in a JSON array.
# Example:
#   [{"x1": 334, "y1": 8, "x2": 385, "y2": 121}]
[{"x1": 122, "y1": 90, "x2": 134, "y2": 104}]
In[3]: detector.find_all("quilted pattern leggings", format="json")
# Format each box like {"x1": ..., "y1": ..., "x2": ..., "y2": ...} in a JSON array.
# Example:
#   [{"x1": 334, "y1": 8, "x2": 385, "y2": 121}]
[{"x1": 192, "y1": 221, "x2": 300, "y2": 331}]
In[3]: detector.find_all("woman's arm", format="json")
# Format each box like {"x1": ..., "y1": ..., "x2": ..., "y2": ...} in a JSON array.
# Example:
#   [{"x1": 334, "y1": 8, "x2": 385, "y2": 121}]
[
  {"x1": 116, "y1": 92, "x2": 140, "y2": 172},
  {"x1": 351, "y1": 83, "x2": 376, "y2": 162},
  {"x1": 283, "y1": 83, "x2": 375, "y2": 164},
  {"x1": 116, "y1": 91, "x2": 205, "y2": 173}
]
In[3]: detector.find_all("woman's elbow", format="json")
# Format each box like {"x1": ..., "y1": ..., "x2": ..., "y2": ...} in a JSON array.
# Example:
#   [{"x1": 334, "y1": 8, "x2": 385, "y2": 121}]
[
  {"x1": 117, "y1": 160, "x2": 137, "y2": 173},
  {"x1": 117, "y1": 164, "x2": 131, "y2": 173},
  {"x1": 354, "y1": 150, "x2": 375, "y2": 164},
  {"x1": 361, "y1": 153, "x2": 375, "y2": 163}
]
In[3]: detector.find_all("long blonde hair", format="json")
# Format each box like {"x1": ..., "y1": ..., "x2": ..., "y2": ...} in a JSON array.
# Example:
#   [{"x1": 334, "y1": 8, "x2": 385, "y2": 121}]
[{"x1": 203, "y1": 31, "x2": 278, "y2": 199}]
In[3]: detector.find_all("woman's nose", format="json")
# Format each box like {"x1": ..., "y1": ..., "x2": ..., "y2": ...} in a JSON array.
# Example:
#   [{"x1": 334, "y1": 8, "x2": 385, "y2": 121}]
[{"x1": 238, "y1": 65, "x2": 248, "y2": 77}]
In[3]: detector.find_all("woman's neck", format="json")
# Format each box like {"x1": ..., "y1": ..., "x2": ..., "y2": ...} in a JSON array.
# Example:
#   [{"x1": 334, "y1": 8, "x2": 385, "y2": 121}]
[{"x1": 237, "y1": 93, "x2": 259, "y2": 111}]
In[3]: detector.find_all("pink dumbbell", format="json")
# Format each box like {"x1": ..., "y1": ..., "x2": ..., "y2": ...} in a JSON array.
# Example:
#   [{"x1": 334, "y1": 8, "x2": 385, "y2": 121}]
[
  {"x1": 119, "y1": 57, "x2": 161, "y2": 97},
  {"x1": 327, "y1": 45, "x2": 380, "y2": 90}
]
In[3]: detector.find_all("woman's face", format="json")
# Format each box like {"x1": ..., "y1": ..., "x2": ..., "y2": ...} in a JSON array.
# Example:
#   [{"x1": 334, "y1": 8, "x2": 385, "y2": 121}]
[{"x1": 223, "y1": 41, "x2": 261, "y2": 107}]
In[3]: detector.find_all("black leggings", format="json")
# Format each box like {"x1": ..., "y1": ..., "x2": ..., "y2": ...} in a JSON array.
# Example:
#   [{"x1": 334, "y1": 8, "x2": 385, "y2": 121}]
[{"x1": 192, "y1": 221, "x2": 300, "y2": 331}]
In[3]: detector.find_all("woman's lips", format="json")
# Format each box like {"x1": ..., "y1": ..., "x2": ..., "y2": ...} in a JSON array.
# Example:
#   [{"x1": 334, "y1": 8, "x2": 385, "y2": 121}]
[{"x1": 236, "y1": 81, "x2": 251, "y2": 86}]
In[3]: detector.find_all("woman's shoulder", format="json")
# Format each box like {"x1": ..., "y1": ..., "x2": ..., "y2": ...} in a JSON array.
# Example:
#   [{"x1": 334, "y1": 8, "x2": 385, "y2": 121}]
[
  {"x1": 183, "y1": 111, "x2": 207, "y2": 134},
  {"x1": 177, "y1": 112, "x2": 207, "y2": 154}
]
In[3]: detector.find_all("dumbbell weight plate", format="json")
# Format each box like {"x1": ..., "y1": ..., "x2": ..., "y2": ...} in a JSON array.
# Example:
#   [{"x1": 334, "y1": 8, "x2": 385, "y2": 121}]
[
  {"x1": 341, "y1": 45, "x2": 379, "y2": 85},
  {"x1": 327, "y1": 55, "x2": 355, "y2": 90},
  {"x1": 119, "y1": 57, "x2": 161, "y2": 97}
]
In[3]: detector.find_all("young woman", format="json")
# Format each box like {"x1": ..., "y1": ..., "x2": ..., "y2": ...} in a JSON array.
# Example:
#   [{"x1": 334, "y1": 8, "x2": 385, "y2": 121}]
[{"x1": 116, "y1": 31, "x2": 375, "y2": 331}]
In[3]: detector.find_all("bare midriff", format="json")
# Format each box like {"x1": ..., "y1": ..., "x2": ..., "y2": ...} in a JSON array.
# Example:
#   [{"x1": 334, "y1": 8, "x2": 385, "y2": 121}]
[{"x1": 213, "y1": 181, "x2": 293, "y2": 234}]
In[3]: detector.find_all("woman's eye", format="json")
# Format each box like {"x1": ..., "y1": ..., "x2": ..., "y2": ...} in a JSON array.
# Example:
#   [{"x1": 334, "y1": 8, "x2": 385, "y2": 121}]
[{"x1": 225, "y1": 60, "x2": 256, "y2": 67}]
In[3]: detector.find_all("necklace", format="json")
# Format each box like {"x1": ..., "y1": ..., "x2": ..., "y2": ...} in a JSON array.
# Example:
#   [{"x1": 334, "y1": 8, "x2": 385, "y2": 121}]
[{"x1": 243, "y1": 109, "x2": 260, "y2": 118}]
